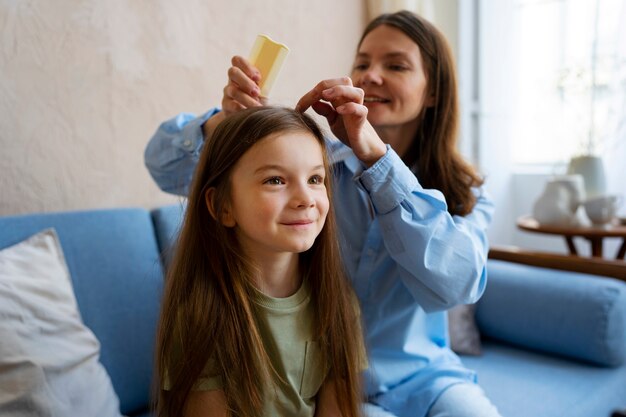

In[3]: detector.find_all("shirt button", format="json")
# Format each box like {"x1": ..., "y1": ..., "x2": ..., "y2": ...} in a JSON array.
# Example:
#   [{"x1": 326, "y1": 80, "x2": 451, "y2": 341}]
[{"x1": 183, "y1": 139, "x2": 192, "y2": 148}]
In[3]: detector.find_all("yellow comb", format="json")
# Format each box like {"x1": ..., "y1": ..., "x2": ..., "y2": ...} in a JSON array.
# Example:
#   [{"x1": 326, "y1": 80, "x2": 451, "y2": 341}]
[{"x1": 249, "y1": 34, "x2": 289, "y2": 98}]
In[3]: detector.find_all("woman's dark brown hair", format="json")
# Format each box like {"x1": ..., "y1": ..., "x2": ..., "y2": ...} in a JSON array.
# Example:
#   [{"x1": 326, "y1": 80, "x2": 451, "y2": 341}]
[
  {"x1": 359, "y1": 10, "x2": 484, "y2": 216},
  {"x1": 154, "y1": 106, "x2": 363, "y2": 417}
]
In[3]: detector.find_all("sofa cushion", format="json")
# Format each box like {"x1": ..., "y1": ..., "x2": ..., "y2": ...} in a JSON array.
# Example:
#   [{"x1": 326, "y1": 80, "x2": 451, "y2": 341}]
[
  {"x1": 462, "y1": 341, "x2": 626, "y2": 417},
  {"x1": 478, "y1": 260, "x2": 626, "y2": 366},
  {"x1": 151, "y1": 204, "x2": 185, "y2": 267},
  {"x1": 0, "y1": 229, "x2": 121, "y2": 416},
  {"x1": 0, "y1": 209, "x2": 164, "y2": 415}
]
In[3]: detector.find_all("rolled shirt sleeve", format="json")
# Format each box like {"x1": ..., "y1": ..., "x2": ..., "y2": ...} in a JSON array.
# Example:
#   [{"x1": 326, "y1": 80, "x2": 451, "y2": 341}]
[
  {"x1": 144, "y1": 109, "x2": 219, "y2": 196},
  {"x1": 355, "y1": 146, "x2": 494, "y2": 312}
]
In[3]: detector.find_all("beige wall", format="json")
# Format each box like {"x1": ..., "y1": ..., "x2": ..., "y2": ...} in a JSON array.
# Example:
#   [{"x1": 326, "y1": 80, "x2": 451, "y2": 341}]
[{"x1": 0, "y1": 0, "x2": 366, "y2": 215}]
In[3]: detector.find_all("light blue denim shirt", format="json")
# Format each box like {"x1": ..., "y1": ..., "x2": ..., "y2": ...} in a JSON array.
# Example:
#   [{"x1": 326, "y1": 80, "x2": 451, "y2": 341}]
[{"x1": 144, "y1": 110, "x2": 495, "y2": 416}]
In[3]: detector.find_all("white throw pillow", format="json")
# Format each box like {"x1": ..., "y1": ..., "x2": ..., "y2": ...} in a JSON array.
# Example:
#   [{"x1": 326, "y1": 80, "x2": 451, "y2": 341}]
[{"x1": 0, "y1": 229, "x2": 122, "y2": 417}]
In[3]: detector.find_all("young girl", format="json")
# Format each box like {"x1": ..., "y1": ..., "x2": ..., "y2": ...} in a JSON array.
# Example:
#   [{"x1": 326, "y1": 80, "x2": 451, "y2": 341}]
[{"x1": 154, "y1": 106, "x2": 364, "y2": 417}]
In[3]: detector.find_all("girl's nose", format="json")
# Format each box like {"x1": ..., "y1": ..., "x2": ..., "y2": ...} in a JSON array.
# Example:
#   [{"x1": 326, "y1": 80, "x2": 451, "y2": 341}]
[
  {"x1": 293, "y1": 186, "x2": 315, "y2": 208},
  {"x1": 296, "y1": 195, "x2": 315, "y2": 209},
  {"x1": 297, "y1": 199, "x2": 315, "y2": 209}
]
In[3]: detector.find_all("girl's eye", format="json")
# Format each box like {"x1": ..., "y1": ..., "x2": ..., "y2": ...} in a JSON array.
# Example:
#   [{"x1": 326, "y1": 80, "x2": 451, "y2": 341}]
[
  {"x1": 353, "y1": 63, "x2": 368, "y2": 71},
  {"x1": 264, "y1": 177, "x2": 284, "y2": 185},
  {"x1": 388, "y1": 64, "x2": 407, "y2": 71},
  {"x1": 309, "y1": 175, "x2": 324, "y2": 185}
]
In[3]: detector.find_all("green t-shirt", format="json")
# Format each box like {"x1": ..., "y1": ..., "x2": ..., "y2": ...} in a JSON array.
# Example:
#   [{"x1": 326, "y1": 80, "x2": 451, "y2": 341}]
[{"x1": 195, "y1": 282, "x2": 327, "y2": 417}]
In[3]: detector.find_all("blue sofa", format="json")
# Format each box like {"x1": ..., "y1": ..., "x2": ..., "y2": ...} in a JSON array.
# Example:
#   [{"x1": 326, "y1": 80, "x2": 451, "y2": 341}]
[{"x1": 0, "y1": 205, "x2": 625, "y2": 417}]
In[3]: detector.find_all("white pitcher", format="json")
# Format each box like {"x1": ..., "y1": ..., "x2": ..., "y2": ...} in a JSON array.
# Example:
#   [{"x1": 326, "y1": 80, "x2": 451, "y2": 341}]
[
  {"x1": 532, "y1": 176, "x2": 585, "y2": 226},
  {"x1": 549, "y1": 175, "x2": 586, "y2": 212}
]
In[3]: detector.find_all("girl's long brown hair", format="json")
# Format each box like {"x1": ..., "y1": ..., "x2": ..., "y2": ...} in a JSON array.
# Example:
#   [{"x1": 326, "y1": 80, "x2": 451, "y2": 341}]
[
  {"x1": 359, "y1": 10, "x2": 484, "y2": 216},
  {"x1": 154, "y1": 107, "x2": 363, "y2": 417}
]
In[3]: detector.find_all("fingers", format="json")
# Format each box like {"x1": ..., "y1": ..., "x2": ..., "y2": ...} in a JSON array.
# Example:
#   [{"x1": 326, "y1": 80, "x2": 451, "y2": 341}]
[
  {"x1": 221, "y1": 96, "x2": 246, "y2": 114},
  {"x1": 334, "y1": 103, "x2": 385, "y2": 166},
  {"x1": 321, "y1": 84, "x2": 364, "y2": 109},
  {"x1": 231, "y1": 55, "x2": 261, "y2": 83},
  {"x1": 223, "y1": 83, "x2": 261, "y2": 109},
  {"x1": 222, "y1": 55, "x2": 263, "y2": 115},
  {"x1": 310, "y1": 101, "x2": 335, "y2": 117},
  {"x1": 335, "y1": 102, "x2": 368, "y2": 119},
  {"x1": 311, "y1": 101, "x2": 338, "y2": 125},
  {"x1": 227, "y1": 65, "x2": 260, "y2": 97},
  {"x1": 296, "y1": 77, "x2": 355, "y2": 113}
]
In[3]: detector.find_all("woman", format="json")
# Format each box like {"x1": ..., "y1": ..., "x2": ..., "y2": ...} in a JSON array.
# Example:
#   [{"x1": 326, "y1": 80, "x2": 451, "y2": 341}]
[{"x1": 145, "y1": 11, "x2": 498, "y2": 417}]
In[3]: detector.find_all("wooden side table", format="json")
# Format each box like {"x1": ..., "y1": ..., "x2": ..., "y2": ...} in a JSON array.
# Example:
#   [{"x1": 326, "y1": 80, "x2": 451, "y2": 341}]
[{"x1": 516, "y1": 216, "x2": 626, "y2": 260}]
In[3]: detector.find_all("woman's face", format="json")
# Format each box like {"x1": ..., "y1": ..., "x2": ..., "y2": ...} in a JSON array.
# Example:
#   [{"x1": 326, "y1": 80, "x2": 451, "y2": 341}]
[{"x1": 351, "y1": 25, "x2": 431, "y2": 130}]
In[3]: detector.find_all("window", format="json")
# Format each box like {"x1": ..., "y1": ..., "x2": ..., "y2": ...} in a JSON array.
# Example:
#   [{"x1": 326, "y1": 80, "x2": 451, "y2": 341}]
[{"x1": 511, "y1": 0, "x2": 626, "y2": 165}]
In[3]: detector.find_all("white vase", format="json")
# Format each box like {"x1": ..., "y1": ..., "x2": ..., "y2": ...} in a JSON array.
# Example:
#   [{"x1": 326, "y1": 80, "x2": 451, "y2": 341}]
[{"x1": 567, "y1": 155, "x2": 607, "y2": 199}]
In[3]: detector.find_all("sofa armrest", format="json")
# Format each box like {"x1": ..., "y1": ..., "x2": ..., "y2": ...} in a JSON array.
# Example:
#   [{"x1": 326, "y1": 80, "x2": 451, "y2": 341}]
[
  {"x1": 478, "y1": 258, "x2": 626, "y2": 366},
  {"x1": 489, "y1": 245, "x2": 626, "y2": 281}
]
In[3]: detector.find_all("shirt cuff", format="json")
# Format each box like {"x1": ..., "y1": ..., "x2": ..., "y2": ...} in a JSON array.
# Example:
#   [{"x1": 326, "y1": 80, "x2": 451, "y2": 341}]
[
  {"x1": 174, "y1": 109, "x2": 219, "y2": 155},
  {"x1": 356, "y1": 145, "x2": 420, "y2": 214}
]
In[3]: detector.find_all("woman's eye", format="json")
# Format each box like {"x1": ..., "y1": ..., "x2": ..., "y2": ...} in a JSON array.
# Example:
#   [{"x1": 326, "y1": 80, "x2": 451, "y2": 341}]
[
  {"x1": 353, "y1": 63, "x2": 368, "y2": 71},
  {"x1": 309, "y1": 175, "x2": 324, "y2": 185},
  {"x1": 264, "y1": 177, "x2": 283, "y2": 185},
  {"x1": 388, "y1": 64, "x2": 407, "y2": 71}
]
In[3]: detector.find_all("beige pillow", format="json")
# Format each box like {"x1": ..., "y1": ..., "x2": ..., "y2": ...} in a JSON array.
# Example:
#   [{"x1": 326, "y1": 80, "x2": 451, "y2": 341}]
[
  {"x1": 448, "y1": 304, "x2": 482, "y2": 356},
  {"x1": 0, "y1": 229, "x2": 122, "y2": 417}
]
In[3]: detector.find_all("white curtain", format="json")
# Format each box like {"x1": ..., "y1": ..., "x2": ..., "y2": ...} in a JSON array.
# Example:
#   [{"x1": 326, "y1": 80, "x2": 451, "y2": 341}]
[{"x1": 600, "y1": 1, "x2": 626, "y2": 215}]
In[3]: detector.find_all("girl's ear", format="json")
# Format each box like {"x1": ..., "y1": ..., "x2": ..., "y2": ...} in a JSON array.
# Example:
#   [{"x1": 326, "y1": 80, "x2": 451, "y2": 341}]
[
  {"x1": 205, "y1": 187, "x2": 236, "y2": 227},
  {"x1": 424, "y1": 94, "x2": 436, "y2": 108},
  {"x1": 424, "y1": 88, "x2": 437, "y2": 108}
]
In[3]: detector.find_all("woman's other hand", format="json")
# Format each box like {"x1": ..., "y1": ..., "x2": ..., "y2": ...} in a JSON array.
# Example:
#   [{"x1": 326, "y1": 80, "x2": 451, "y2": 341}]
[
  {"x1": 222, "y1": 55, "x2": 267, "y2": 114},
  {"x1": 203, "y1": 55, "x2": 267, "y2": 138},
  {"x1": 296, "y1": 77, "x2": 386, "y2": 166}
]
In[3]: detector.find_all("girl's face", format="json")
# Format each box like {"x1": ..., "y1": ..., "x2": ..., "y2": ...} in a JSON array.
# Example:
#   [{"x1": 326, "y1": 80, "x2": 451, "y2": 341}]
[
  {"x1": 224, "y1": 131, "x2": 329, "y2": 259},
  {"x1": 351, "y1": 25, "x2": 431, "y2": 130}
]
